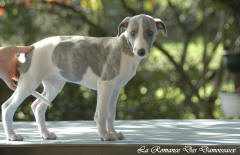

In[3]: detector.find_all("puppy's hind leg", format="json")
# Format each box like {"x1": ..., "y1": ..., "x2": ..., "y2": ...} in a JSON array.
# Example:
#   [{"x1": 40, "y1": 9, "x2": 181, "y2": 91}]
[
  {"x1": 31, "y1": 78, "x2": 65, "y2": 140},
  {"x1": 1, "y1": 76, "x2": 41, "y2": 141}
]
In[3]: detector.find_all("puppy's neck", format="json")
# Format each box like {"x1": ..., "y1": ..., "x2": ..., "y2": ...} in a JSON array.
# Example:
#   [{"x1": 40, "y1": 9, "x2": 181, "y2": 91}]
[{"x1": 119, "y1": 32, "x2": 144, "y2": 63}]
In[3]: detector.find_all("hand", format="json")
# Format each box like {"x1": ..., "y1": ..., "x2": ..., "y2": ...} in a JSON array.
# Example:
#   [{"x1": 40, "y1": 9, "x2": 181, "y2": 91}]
[{"x1": 0, "y1": 46, "x2": 34, "y2": 90}]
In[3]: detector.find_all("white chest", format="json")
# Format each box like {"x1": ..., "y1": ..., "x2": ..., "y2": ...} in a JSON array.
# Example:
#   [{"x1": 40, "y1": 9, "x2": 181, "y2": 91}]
[{"x1": 114, "y1": 53, "x2": 140, "y2": 87}]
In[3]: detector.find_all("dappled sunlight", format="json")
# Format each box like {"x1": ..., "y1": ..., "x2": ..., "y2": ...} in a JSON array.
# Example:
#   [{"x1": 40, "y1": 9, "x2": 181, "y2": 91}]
[{"x1": 1, "y1": 120, "x2": 240, "y2": 145}]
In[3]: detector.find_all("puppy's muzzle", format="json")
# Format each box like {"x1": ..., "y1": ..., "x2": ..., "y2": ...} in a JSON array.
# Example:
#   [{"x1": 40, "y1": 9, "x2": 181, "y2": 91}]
[{"x1": 137, "y1": 48, "x2": 146, "y2": 57}]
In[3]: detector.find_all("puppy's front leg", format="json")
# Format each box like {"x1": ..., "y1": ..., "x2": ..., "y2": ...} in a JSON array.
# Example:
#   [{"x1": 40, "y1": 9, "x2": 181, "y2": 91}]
[
  {"x1": 95, "y1": 80, "x2": 118, "y2": 141},
  {"x1": 107, "y1": 88, "x2": 124, "y2": 140}
]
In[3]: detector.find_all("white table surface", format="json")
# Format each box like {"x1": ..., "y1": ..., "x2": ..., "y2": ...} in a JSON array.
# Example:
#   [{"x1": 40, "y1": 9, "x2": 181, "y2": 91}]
[{"x1": 0, "y1": 120, "x2": 240, "y2": 145}]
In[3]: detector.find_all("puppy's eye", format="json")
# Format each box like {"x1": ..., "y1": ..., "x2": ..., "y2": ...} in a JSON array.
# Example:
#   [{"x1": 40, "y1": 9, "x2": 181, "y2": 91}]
[
  {"x1": 147, "y1": 30, "x2": 153, "y2": 36},
  {"x1": 131, "y1": 31, "x2": 136, "y2": 37}
]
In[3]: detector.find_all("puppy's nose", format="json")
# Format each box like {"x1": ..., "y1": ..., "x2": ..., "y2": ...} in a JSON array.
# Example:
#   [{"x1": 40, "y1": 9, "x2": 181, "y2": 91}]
[{"x1": 137, "y1": 49, "x2": 146, "y2": 57}]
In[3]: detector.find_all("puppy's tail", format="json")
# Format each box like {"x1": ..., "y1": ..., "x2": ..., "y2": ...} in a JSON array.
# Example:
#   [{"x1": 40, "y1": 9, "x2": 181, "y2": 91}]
[{"x1": 32, "y1": 91, "x2": 50, "y2": 105}]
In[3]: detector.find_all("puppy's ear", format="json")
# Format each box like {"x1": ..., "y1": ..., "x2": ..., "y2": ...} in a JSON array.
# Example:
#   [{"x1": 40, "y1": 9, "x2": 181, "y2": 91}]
[
  {"x1": 117, "y1": 16, "x2": 131, "y2": 37},
  {"x1": 155, "y1": 18, "x2": 167, "y2": 37}
]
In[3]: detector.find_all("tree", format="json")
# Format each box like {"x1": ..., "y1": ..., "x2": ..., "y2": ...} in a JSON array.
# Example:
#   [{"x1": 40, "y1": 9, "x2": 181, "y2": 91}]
[{"x1": 0, "y1": 0, "x2": 239, "y2": 121}]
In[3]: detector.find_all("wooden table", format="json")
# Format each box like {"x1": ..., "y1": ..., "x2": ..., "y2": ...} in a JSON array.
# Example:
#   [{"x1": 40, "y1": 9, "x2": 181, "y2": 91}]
[{"x1": 1, "y1": 120, "x2": 240, "y2": 154}]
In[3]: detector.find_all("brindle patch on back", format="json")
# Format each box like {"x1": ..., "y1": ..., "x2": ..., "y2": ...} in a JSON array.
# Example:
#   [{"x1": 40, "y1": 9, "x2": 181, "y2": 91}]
[
  {"x1": 52, "y1": 36, "x2": 133, "y2": 82},
  {"x1": 52, "y1": 41, "x2": 84, "y2": 81},
  {"x1": 18, "y1": 52, "x2": 33, "y2": 74}
]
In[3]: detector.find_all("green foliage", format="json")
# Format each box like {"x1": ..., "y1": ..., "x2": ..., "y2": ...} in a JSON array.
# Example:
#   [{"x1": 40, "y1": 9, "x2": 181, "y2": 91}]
[{"x1": 0, "y1": 0, "x2": 239, "y2": 121}]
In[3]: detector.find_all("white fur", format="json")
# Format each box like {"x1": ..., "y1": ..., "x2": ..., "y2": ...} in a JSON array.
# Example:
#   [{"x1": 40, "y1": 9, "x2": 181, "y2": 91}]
[
  {"x1": 1, "y1": 16, "x2": 159, "y2": 141},
  {"x1": 94, "y1": 49, "x2": 140, "y2": 140},
  {"x1": 133, "y1": 18, "x2": 149, "y2": 55},
  {"x1": 77, "y1": 67, "x2": 99, "y2": 90},
  {"x1": 1, "y1": 35, "x2": 141, "y2": 141}
]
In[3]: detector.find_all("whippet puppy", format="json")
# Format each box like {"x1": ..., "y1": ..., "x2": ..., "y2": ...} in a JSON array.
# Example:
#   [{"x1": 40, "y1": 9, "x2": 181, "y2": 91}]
[{"x1": 1, "y1": 14, "x2": 166, "y2": 141}]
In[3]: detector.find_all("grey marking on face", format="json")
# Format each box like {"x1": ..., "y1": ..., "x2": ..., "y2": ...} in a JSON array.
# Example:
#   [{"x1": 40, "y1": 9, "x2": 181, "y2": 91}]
[
  {"x1": 127, "y1": 14, "x2": 158, "y2": 53},
  {"x1": 17, "y1": 51, "x2": 33, "y2": 73},
  {"x1": 127, "y1": 17, "x2": 139, "y2": 49},
  {"x1": 52, "y1": 36, "x2": 133, "y2": 81},
  {"x1": 142, "y1": 17, "x2": 158, "y2": 52}
]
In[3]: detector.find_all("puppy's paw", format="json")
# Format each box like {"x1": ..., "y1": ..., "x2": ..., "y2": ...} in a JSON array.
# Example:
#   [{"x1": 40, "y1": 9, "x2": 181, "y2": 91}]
[
  {"x1": 111, "y1": 131, "x2": 124, "y2": 140},
  {"x1": 42, "y1": 131, "x2": 57, "y2": 140},
  {"x1": 115, "y1": 131, "x2": 125, "y2": 140},
  {"x1": 100, "y1": 132, "x2": 118, "y2": 141},
  {"x1": 8, "y1": 134, "x2": 24, "y2": 141}
]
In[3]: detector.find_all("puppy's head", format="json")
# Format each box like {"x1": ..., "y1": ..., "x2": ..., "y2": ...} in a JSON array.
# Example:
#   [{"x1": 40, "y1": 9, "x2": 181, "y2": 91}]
[{"x1": 118, "y1": 14, "x2": 167, "y2": 58}]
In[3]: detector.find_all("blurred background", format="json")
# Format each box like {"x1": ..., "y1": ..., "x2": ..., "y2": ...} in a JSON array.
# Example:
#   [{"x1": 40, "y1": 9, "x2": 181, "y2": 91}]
[{"x1": 0, "y1": 0, "x2": 240, "y2": 121}]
